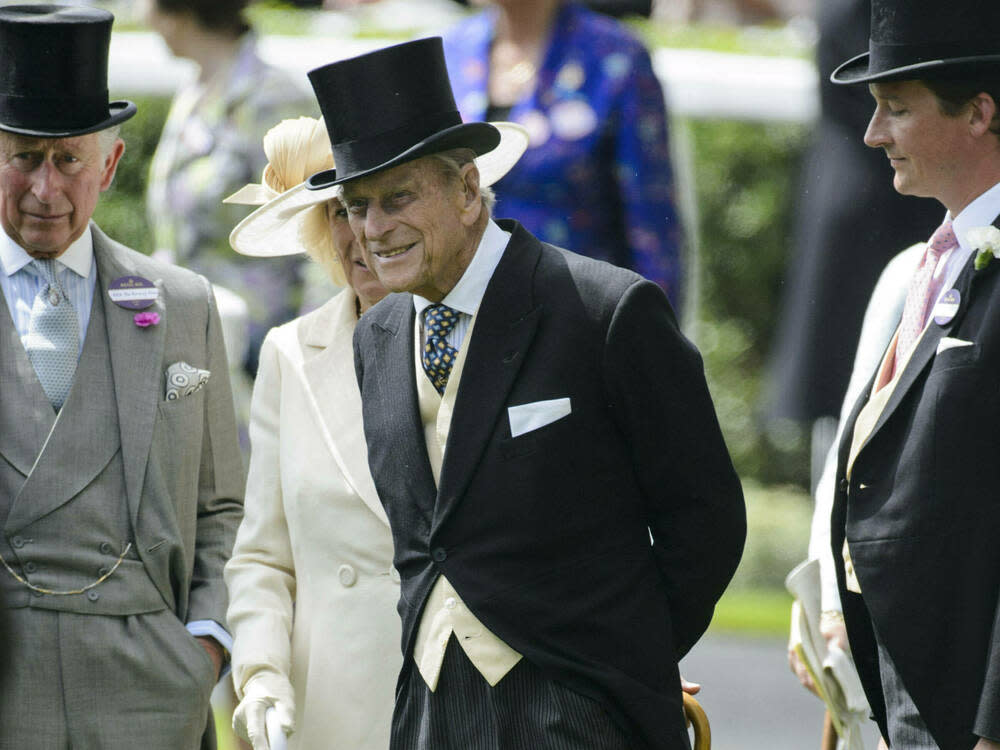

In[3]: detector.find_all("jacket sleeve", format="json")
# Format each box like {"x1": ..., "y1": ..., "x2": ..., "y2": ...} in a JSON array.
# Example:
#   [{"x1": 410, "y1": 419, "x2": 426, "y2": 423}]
[
  {"x1": 186, "y1": 279, "x2": 245, "y2": 627},
  {"x1": 604, "y1": 279, "x2": 745, "y2": 657},
  {"x1": 224, "y1": 331, "x2": 296, "y2": 696}
]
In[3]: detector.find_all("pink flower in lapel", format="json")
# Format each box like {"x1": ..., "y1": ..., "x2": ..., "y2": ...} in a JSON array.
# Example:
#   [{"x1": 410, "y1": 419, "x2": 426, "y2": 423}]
[{"x1": 133, "y1": 311, "x2": 160, "y2": 328}]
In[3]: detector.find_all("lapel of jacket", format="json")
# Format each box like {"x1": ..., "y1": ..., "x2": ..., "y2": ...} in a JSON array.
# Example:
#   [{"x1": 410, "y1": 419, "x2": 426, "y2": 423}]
[
  {"x1": 301, "y1": 290, "x2": 388, "y2": 526},
  {"x1": 0, "y1": 280, "x2": 54, "y2": 478},
  {"x1": 92, "y1": 225, "x2": 167, "y2": 527},
  {"x1": 7, "y1": 284, "x2": 121, "y2": 531},
  {"x1": 370, "y1": 293, "x2": 437, "y2": 524},
  {"x1": 434, "y1": 223, "x2": 542, "y2": 532},
  {"x1": 857, "y1": 242, "x2": 991, "y2": 458}
]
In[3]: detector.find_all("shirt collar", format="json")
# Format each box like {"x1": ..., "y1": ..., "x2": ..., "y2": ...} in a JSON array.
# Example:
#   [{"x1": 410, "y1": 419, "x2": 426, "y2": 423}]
[
  {"x1": 413, "y1": 219, "x2": 511, "y2": 317},
  {"x1": 0, "y1": 225, "x2": 93, "y2": 279},
  {"x1": 953, "y1": 180, "x2": 1000, "y2": 253}
]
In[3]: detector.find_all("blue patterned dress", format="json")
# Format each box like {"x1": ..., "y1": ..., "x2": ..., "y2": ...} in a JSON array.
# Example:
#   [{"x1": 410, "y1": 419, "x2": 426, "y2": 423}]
[{"x1": 443, "y1": 2, "x2": 682, "y2": 302}]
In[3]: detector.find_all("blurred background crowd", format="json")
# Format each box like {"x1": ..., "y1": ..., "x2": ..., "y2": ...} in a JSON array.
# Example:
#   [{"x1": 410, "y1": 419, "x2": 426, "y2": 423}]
[{"x1": 31, "y1": 0, "x2": 930, "y2": 746}]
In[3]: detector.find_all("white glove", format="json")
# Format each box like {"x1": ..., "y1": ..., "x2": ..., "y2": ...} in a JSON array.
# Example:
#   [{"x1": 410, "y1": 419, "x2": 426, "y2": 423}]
[{"x1": 232, "y1": 671, "x2": 296, "y2": 750}]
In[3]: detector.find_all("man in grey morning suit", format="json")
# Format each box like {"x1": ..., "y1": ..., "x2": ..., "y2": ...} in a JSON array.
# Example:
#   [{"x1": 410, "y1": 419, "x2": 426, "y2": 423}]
[
  {"x1": 315, "y1": 38, "x2": 746, "y2": 749},
  {"x1": 0, "y1": 6, "x2": 243, "y2": 748}
]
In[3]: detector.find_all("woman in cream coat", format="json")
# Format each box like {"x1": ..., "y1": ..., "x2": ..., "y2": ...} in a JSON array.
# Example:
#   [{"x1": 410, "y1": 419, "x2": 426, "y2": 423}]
[{"x1": 223, "y1": 117, "x2": 398, "y2": 750}]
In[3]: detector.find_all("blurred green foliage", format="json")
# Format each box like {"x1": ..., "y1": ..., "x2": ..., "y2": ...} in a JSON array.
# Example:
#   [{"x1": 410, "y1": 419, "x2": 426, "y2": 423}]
[
  {"x1": 93, "y1": 96, "x2": 172, "y2": 255},
  {"x1": 689, "y1": 119, "x2": 811, "y2": 486}
]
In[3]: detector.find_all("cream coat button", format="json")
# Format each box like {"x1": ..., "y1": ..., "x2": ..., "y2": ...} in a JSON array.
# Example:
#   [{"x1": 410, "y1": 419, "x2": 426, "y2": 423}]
[
  {"x1": 338, "y1": 564, "x2": 357, "y2": 587},
  {"x1": 389, "y1": 567, "x2": 400, "y2": 583},
  {"x1": 444, "y1": 597, "x2": 457, "y2": 610}
]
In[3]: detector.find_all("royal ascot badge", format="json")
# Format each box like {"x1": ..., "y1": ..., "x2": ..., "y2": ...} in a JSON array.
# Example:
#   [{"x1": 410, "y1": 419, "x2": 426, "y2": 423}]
[
  {"x1": 969, "y1": 226, "x2": 1000, "y2": 270},
  {"x1": 108, "y1": 276, "x2": 158, "y2": 310},
  {"x1": 933, "y1": 288, "x2": 961, "y2": 326}
]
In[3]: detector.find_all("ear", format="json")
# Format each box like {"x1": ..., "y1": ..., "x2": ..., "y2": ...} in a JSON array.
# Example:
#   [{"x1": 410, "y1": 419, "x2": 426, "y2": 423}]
[
  {"x1": 99, "y1": 138, "x2": 126, "y2": 193},
  {"x1": 457, "y1": 161, "x2": 483, "y2": 227},
  {"x1": 968, "y1": 92, "x2": 998, "y2": 138}
]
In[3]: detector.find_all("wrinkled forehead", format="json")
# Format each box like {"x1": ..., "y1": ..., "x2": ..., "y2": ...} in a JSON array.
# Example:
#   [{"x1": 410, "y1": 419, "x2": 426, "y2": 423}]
[
  {"x1": 0, "y1": 131, "x2": 99, "y2": 155},
  {"x1": 340, "y1": 158, "x2": 435, "y2": 201}
]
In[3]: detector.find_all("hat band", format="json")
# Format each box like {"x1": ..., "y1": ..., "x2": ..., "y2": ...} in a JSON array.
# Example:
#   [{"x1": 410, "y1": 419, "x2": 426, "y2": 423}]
[
  {"x1": 0, "y1": 90, "x2": 112, "y2": 132},
  {"x1": 332, "y1": 109, "x2": 463, "y2": 178},
  {"x1": 869, "y1": 39, "x2": 999, "y2": 73}
]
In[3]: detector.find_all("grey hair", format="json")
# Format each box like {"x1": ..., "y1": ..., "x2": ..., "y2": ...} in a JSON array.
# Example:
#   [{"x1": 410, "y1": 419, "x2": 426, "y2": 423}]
[
  {"x1": 97, "y1": 125, "x2": 122, "y2": 157},
  {"x1": 427, "y1": 148, "x2": 495, "y2": 216}
]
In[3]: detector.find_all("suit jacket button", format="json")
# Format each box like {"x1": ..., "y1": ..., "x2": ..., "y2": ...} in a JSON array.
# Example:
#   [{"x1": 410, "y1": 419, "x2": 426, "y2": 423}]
[
  {"x1": 389, "y1": 566, "x2": 401, "y2": 583},
  {"x1": 838, "y1": 478, "x2": 849, "y2": 493},
  {"x1": 87, "y1": 590, "x2": 100, "y2": 602},
  {"x1": 97, "y1": 567, "x2": 111, "y2": 578},
  {"x1": 432, "y1": 547, "x2": 447, "y2": 563},
  {"x1": 10, "y1": 536, "x2": 24, "y2": 549},
  {"x1": 338, "y1": 564, "x2": 357, "y2": 587},
  {"x1": 99, "y1": 542, "x2": 113, "y2": 555},
  {"x1": 23, "y1": 561, "x2": 36, "y2": 574}
]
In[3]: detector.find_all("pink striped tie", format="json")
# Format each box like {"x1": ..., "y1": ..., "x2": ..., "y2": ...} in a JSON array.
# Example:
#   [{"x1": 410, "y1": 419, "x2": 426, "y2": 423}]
[{"x1": 894, "y1": 219, "x2": 959, "y2": 373}]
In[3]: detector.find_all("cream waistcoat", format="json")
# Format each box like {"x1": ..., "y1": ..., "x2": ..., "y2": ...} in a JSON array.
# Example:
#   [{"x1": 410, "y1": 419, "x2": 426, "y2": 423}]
[{"x1": 410, "y1": 312, "x2": 522, "y2": 691}]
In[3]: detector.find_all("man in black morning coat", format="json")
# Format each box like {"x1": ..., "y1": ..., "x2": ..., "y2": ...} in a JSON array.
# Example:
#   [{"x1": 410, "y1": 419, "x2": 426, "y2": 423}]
[
  {"x1": 829, "y1": 1, "x2": 1000, "y2": 748},
  {"x1": 301, "y1": 37, "x2": 745, "y2": 750}
]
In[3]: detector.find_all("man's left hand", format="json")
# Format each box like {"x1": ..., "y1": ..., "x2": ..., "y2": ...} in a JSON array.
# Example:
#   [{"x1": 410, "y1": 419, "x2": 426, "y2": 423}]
[
  {"x1": 195, "y1": 636, "x2": 224, "y2": 682},
  {"x1": 973, "y1": 739, "x2": 1000, "y2": 750}
]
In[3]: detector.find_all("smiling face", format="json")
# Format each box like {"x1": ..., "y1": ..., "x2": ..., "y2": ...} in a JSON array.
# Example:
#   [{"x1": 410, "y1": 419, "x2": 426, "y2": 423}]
[
  {"x1": 0, "y1": 131, "x2": 124, "y2": 259},
  {"x1": 327, "y1": 197, "x2": 387, "y2": 313},
  {"x1": 340, "y1": 156, "x2": 484, "y2": 302},
  {"x1": 864, "y1": 80, "x2": 977, "y2": 210}
]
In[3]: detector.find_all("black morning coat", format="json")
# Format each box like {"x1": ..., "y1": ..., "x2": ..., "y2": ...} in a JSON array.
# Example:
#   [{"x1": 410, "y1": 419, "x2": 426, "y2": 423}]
[
  {"x1": 833, "y1": 216, "x2": 1000, "y2": 749},
  {"x1": 354, "y1": 220, "x2": 746, "y2": 749}
]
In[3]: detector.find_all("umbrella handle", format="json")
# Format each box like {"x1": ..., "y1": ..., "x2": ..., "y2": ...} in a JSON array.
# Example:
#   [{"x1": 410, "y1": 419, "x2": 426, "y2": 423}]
[
  {"x1": 265, "y1": 707, "x2": 288, "y2": 750},
  {"x1": 683, "y1": 692, "x2": 711, "y2": 750}
]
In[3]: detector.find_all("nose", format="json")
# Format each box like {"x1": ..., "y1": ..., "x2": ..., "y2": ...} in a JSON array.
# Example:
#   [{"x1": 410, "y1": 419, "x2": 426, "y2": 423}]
[
  {"x1": 864, "y1": 107, "x2": 889, "y2": 150},
  {"x1": 29, "y1": 160, "x2": 64, "y2": 204},
  {"x1": 362, "y1": 204, "x2": 394, "y2": 242}
]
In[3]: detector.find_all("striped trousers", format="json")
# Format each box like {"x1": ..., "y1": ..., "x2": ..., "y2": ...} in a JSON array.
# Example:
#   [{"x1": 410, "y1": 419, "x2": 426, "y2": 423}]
[
  {"x1": 391, "y1": 635, "x2": 644, "y2": 750},
  {"x1": 875, "y1": 631, "x2": 939, "y2": 749}
]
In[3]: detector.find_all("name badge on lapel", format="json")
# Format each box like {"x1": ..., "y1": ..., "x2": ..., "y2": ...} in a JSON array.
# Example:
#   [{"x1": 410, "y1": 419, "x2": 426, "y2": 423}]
[{"x1": 932, "y1": 288, "x2": 960, "y2": 325}]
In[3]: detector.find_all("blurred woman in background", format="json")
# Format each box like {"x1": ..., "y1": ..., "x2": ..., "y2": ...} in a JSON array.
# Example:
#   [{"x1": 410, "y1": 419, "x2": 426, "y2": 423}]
[
  {"x1": 443, "y1": 0, "x2": 684, "y2": 304},
  {"x1": 142, "y1": 0, "x2": 315, "y2": 377}
]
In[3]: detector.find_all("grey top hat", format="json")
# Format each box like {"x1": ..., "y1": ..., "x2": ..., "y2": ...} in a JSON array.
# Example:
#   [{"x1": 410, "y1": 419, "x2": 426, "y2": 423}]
[
  {"x1": 0, "y1": 4, "x2": 137, "y2": 137},
  {"x1": 832, "y1": 0, "x2": 1000, "y2": 85}
]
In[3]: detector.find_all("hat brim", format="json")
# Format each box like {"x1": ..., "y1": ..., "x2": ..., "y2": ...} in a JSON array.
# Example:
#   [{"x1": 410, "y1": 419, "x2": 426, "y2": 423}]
[
  {"x1": 832, "y1": 51, "x2": 1000, "y2": 85},
  {"x1": 231, "y1": 121, "x2": 529, "y2": 258},
  {"x1": 307, "y1": 120, "x2": 503, "y2": 190},
  {"x1": 0, "y1": 99, "x2": 137, "y2": 138}
]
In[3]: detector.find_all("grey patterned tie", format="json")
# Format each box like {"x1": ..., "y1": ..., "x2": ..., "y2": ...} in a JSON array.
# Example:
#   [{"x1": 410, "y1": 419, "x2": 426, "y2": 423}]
[{"x1": 23, "y1": 259, "x2": 79, "y2": 410}]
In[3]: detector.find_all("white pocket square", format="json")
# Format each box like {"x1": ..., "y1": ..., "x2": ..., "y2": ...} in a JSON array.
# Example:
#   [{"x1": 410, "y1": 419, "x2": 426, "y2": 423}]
[
  {"x1": 165, "y1": 362, "x2": 210, "y2": 400},
  {"x1": 936, "y1": 337, "x2": 974, "y2": 354},
  {"x1": 508, "y1": 397, "x2": 571, "y2": 438}
]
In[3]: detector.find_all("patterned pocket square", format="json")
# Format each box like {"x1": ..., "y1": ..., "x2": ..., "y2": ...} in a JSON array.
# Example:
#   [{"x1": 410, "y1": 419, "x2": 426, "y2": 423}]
[{"x1": 165, "y1": 362, "x2": 210, "y2": 400}]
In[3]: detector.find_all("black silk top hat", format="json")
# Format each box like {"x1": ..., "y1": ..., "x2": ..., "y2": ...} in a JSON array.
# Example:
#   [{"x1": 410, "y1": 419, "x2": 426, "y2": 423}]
[
  {"x1": 305, "y1": 37, "x2": 501, "y2": 189},
  {"x1": 832, "y1": 0, "x2": 1000, "y2": 85},
  {"x1": 0, "y1": 4, "x2": 137, "y2": 137}
]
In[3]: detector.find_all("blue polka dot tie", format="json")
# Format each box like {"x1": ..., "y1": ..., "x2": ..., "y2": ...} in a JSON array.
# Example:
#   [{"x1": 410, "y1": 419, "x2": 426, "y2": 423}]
[
  {"x1": 421, "y1": 304, "x2": 459, "y2": 394},
  {"x1": 24, "y1": 259, "x2": 79, "y2": 410}
]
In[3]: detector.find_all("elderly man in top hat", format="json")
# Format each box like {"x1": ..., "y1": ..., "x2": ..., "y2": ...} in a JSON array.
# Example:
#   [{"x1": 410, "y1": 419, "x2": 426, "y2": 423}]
[
  {"x1": 826, "y1": 1, "x2": 1000, "y2": 749},
  {"x1": 299, "y1": 38, "x2": 745, "y2": 750},
  {"x1": 0, "y1": 6, "x2": 244, "y2": 748}
]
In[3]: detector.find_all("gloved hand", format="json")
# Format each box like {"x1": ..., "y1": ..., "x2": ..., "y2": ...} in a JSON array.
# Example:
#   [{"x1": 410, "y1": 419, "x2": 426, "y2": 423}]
[{"x1": 232, "y1": 671, "x2": 296, "y2": 750}]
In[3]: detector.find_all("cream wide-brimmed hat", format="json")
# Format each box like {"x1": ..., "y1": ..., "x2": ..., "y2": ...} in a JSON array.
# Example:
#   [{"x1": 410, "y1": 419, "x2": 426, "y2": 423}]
[{"x1": 227, "y1": 119, "x2": 529, "y2": 265}]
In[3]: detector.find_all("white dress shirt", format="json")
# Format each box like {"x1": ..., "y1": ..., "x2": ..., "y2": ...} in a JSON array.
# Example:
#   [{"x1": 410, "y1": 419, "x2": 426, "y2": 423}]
[
  {"x1": 0, "y1": 226, "x2": 96, "y2": 355},
  {"x1": 413, "y1": 219, "x2": 510, "y2": 351}
]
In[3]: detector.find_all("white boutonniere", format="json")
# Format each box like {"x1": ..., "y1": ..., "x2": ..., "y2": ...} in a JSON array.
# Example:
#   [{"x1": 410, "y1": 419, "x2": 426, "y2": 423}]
[{"x1": 969, "y1": 226, "x2": 1000, "y2": 270}]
